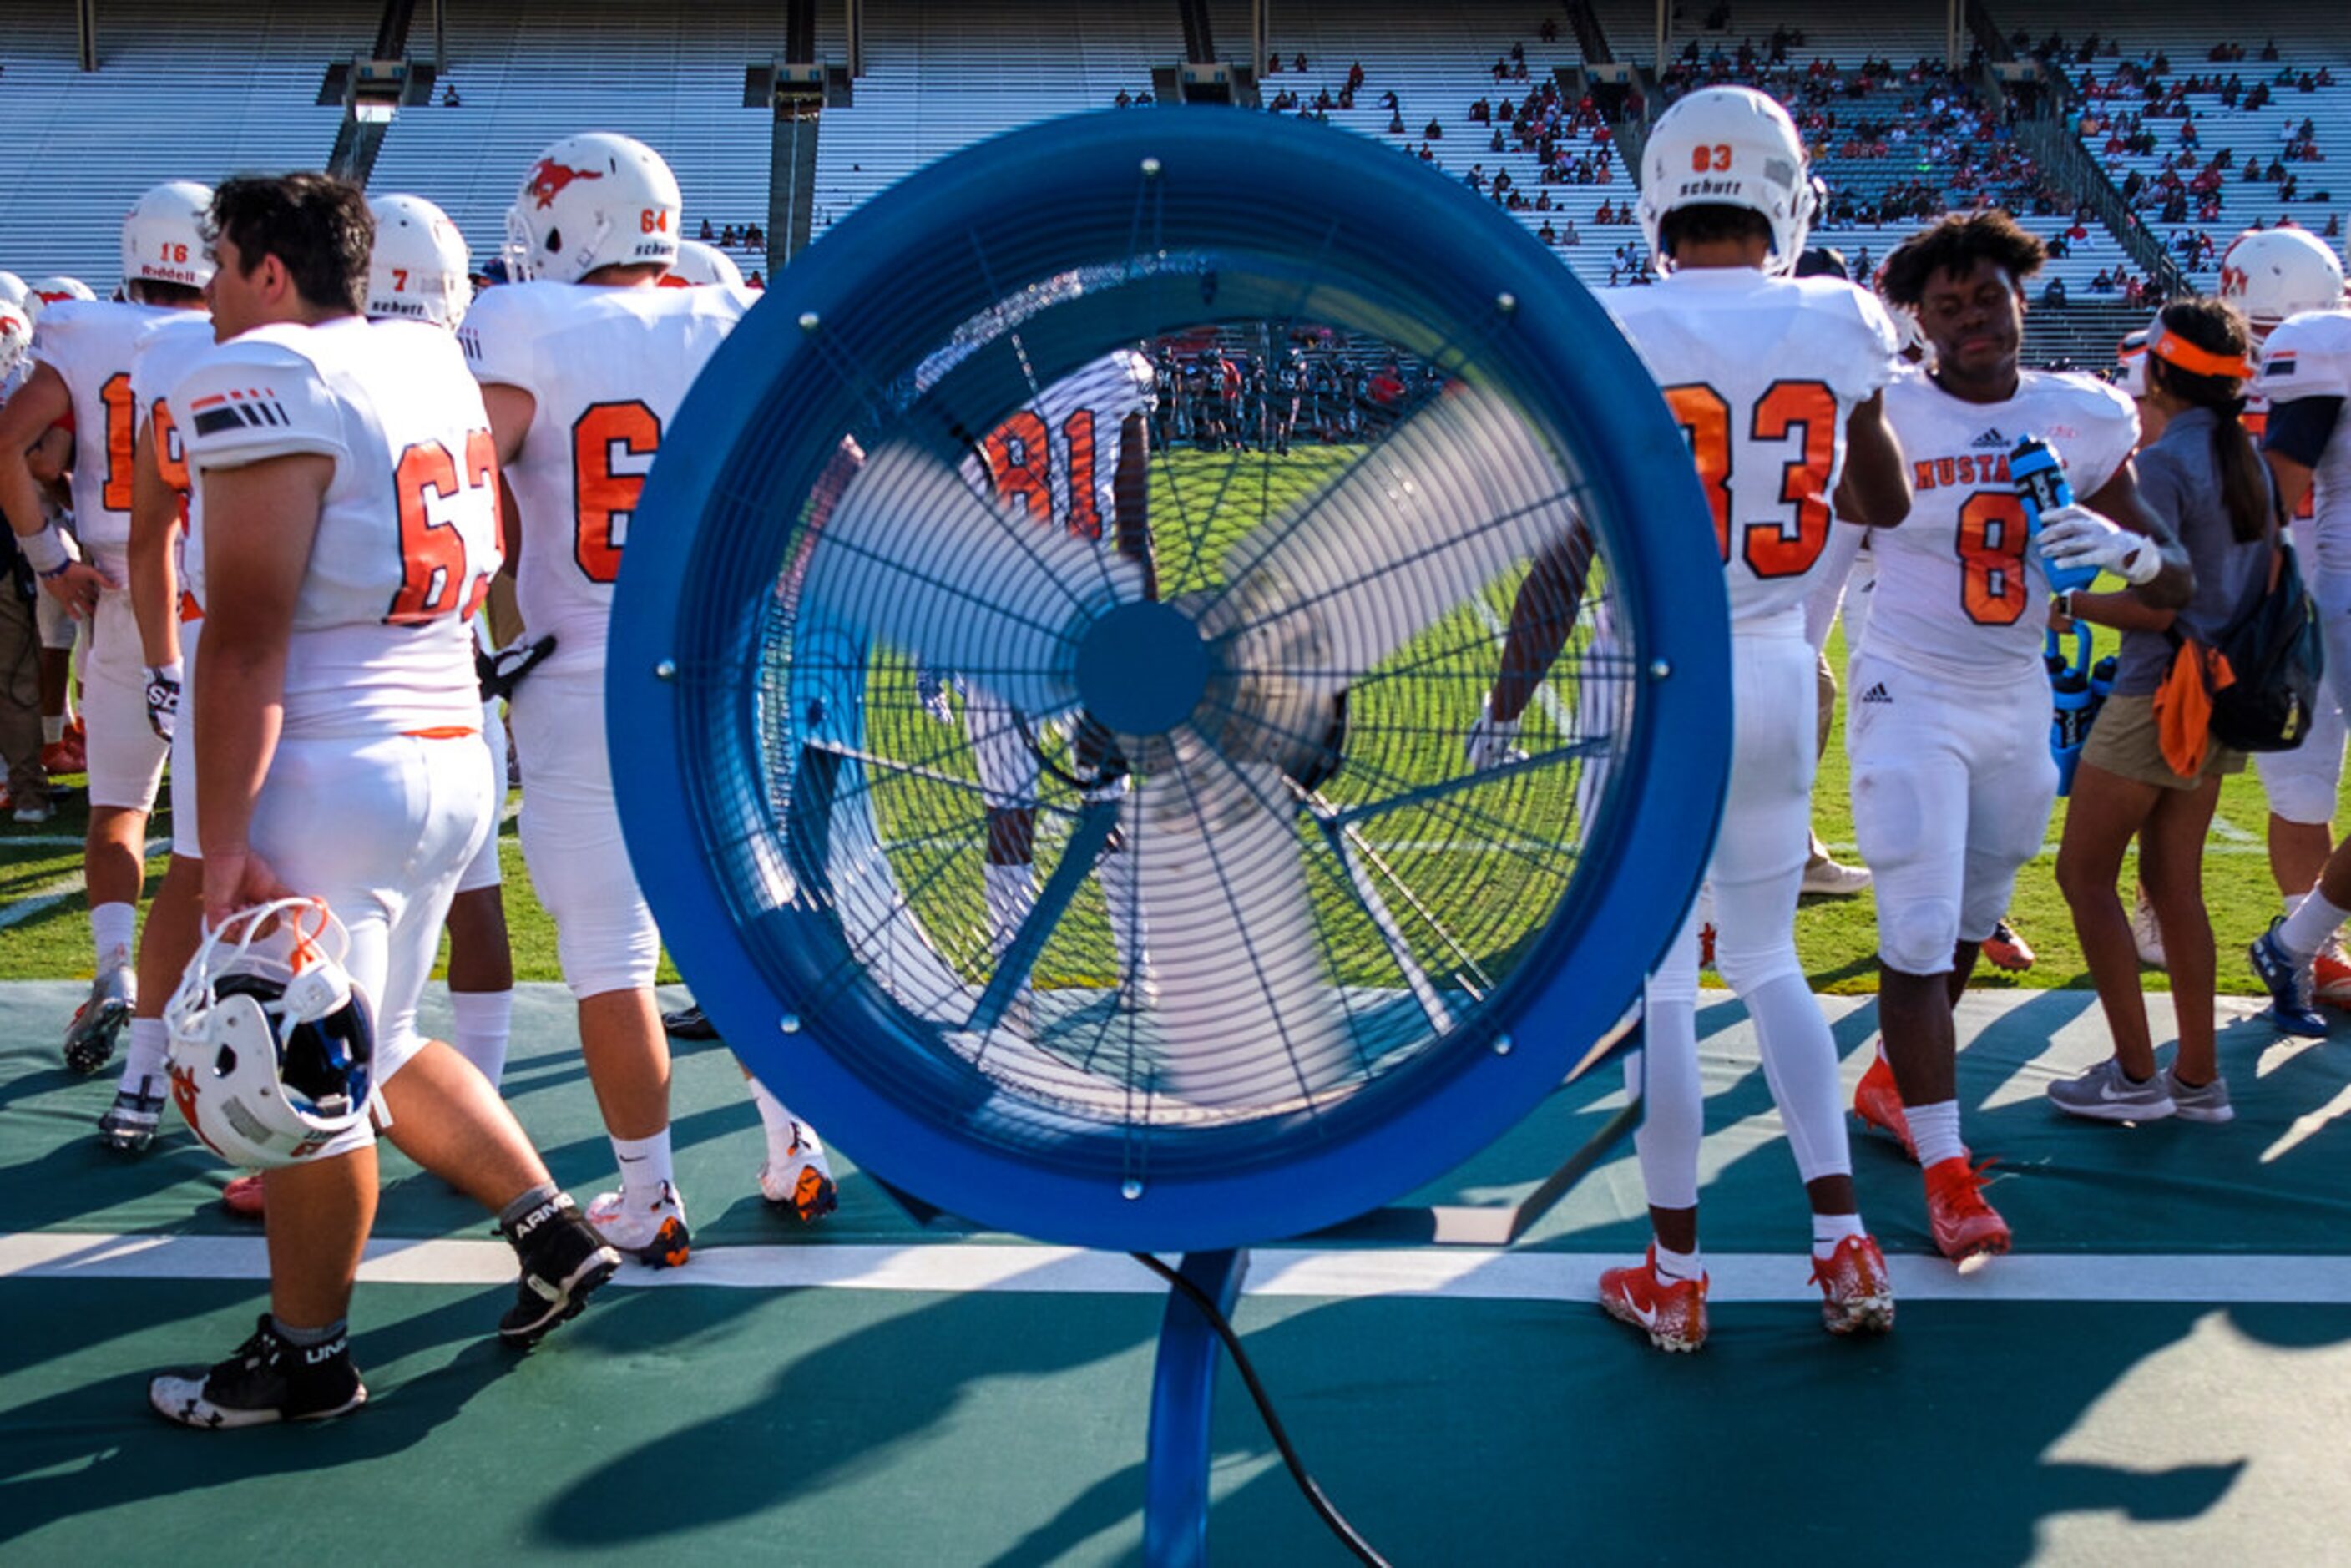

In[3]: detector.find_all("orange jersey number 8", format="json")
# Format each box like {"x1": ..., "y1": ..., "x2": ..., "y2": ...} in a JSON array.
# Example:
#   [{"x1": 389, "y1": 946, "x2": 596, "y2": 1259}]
[
  {"x1": 1663, "y1": 378, "x2": 1838, "y2": 579},
  {"x1": 572, "y1": 401, "x2": 663, "y2": 584}
]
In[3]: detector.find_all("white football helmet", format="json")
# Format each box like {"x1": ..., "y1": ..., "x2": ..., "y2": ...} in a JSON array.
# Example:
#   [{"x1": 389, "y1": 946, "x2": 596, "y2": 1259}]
[
  {"x1": 663, "y1": 237, "x2": 745, "y2": 289},
  {"x1": 1637, "y1": 85, "x2": 1816, "y2": 276},
  {"x1": 122, "y1": 180, "x2": 216, "y2": 295},
  {"x1": 164, "y1": 898, "x2": 379, "y2": 1170},
  {"x1": 0, "y1": 299, "x2": 30, "y2": 382},
  {"x1": 504, "y1": 131, "x2": 682, "y2": 284},
  {"x1": 367, "y1": 193, "x2": 473, "y2": 328},
  {"x1": 2116, "y1": 326, "x2": 2151, "y2": 398},
  {"x1": 2219, "y1": 227, "x2": 2344, "y2": 330},
  {"x1": 0, "y1": 270, "x2": 24, "y2": 306},
  {"x1": 25, "y1": 276, "x2": 95, "y2": 325}
]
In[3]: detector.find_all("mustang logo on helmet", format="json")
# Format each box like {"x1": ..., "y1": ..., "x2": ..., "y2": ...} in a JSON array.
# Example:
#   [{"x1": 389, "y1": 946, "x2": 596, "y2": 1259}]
[{"x1": 527, "y1": 158, "x2": 603, "y2": 210}]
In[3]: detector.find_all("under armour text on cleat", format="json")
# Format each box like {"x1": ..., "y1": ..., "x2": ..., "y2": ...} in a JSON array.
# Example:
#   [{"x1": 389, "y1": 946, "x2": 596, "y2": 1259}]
[
  {"x1": 1810, "y1": 1235, "x2": 1895, "y2": 1337},
  {"x1": 500, "y1": 1191, "x2": 622, "y2": 1343},
  {"x1": 149, "y1": 1316, "x2": 366, "y2": 1429},
  {"x1": 1598, "y1": 1247, "x2": 1708, "y2": 1353}
]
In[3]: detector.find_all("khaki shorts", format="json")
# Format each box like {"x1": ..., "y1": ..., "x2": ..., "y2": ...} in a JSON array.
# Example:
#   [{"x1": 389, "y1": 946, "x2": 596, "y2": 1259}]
[{"x1": 2081, "y1": 693, "x2": 2246, "y2": 791}]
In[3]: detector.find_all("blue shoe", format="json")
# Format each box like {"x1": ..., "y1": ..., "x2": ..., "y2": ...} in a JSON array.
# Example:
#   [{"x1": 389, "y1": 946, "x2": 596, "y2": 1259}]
[{"x1": 2250, "y1": 920, "x2": 2329, "y2": 1038}]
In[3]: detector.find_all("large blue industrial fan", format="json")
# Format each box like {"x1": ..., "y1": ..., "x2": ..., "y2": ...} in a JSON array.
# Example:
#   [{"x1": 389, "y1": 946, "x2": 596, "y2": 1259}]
[{"x1": 609, "y1": 109, "x2": 1729, "y2": 1563}]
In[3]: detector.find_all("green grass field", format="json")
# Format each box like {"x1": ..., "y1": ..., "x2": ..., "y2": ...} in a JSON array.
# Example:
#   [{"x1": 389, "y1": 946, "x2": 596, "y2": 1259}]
[{"x1": 0, "y1": 446, "x2": 2319, "y2": 997}]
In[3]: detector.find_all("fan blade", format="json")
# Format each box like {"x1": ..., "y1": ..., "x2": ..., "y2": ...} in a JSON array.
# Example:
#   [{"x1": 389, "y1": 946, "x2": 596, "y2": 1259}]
[
  {"x1": 1218, "y1": 381, "x2": 1576, "y2": 683},
  {"x1": 801, "y1": 438, "x2": 1141, "y2": 715},
  {"x1": 1133, "y1": 749, "x2": 1357, "y2": 1107}
]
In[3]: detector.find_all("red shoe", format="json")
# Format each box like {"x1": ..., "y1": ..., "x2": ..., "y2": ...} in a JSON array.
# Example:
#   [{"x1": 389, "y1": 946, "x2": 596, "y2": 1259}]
[
  {"x1": 1981, "y1": 918, "x2": 2035, "y2": 973},
  {"x1": 222, "y1": 1173, "x2": 265, "y2": 1217},
  {"x1": 42, "y1": 736, "x2": 85, "y2": 776},
  {"x1": 1598, "y1": 1246, "x2": 1707, "y2": 1353},
  {"x1": 1853, "y1": 1050, "x2": 1916, "y2": 1161},
  {"x1": 2313, "y1": 942, "x2": 2351, "y2": 1008},
  {"x1": 1923, "y1": 1156, "x2": 2010, "y2": 1267},
  {"x1": 1809, "y1": 1233, "x2": 1895, "y2": 1336}
]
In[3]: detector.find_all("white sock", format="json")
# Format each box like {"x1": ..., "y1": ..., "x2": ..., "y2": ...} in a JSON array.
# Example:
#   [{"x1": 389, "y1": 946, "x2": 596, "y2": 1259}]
[
  {"x1": 1626, "y1": 1002, "x2": 1704, "y2": 1212},
  {"x1": 1907, "y1": 1100, "x2": 1965, "y2": 1168},
  {"x1": 1811, "y1": 1210, "x2": 1866, "y2": 1259},
  {"x1": 610, "y1": 1130, "x2": 675, "y2": 1208},
  {"x1": 120, "y1": 1017, "x2": 169, "y2": 1088},
  {"x1": 1653, "y1": 1242, "x2": 1703, "y2": 1282},
  {"x1": 447, "y1": 989, "x2": 513, "y2": 1090},
  {"x1": 90, "y1": 903, "x2": 135, "y2": 974},
  {"x1": 746, "y1": 1073, "x2": 805, "y2": 1156},
  {"x1": 983, "y1": 861, "x2": 1036, "y2": 965},
  {"x1": 2279, "y1": 888, "x2": 2351, "y2": 964},
  {"x1": 1745, "y1": 973, "x2": 1853, "y2": 1185},
  {"x1": 43, "y1": 716, "x2": 63, "y2": 746}
]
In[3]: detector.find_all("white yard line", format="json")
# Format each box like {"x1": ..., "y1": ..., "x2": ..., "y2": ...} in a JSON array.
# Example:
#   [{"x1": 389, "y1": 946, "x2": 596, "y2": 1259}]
[{"x1": 7, "y1": 1232, "x2": 2348, "y2": 1305}]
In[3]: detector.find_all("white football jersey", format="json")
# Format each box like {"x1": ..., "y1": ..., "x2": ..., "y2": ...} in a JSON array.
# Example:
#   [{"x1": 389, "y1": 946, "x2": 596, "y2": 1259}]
[
  {"x1": 30, "y1": 297, "x2": 190, "y2": 549},
  {"x1": 1865, "y1": 370, "x2": 2139, "y2": 684},
  {"x1": 1601, "y1": 270, "x2": 1899, "y2": 625},
  {"x1": 2257, "y1": 309, "x2": 2351, "y2": 574},
  {"x1": 129, "y1": 311, "x2": 218, "y2": 615},
  {"x1": 458, "y1": 279, "x2": 751, "y2": 673},
  {"x1": 974, "y1": 349, "x2": 1155, "y2": 536},
  {"x1": 176, "y1": 316, "x2": 502, "y2": 738}
]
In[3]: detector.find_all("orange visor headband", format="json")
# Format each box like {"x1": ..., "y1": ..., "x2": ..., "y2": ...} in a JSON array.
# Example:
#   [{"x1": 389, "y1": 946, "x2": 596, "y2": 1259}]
[{"x1": 2146, "y1": 321, "x2": 2256, "y2": 382}]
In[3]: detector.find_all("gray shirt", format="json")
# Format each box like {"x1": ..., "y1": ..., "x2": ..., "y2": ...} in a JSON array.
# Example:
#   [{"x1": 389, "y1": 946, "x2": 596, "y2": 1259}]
[{"x1": 2112, "y1": 406, "x2": 2275, "y2": 695}]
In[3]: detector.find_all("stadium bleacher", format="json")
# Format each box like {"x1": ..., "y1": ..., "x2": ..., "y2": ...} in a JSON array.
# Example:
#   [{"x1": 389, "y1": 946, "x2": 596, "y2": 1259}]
[{"x1": 0, "y1": 0, "x2": 377, "y2": 288}]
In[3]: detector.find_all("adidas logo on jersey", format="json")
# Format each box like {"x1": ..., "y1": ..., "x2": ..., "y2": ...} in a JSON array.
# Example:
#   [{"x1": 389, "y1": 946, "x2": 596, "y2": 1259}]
[
  {"x1": 1970, "y1": 427, "x2": 2008, "y2": 448},
  {"x1": 1859, "y1": 683, "x2": 1893, "y2": 705}
]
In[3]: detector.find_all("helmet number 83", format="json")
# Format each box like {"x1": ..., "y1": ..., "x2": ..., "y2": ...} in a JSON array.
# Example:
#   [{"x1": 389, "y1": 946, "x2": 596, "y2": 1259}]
[
  {"x1": 1663, "y1": 379, "x2": 1838, "y2": 579},
  {"x1": 1691, "y1": 144, "x2": 1733, "y2": 171}
]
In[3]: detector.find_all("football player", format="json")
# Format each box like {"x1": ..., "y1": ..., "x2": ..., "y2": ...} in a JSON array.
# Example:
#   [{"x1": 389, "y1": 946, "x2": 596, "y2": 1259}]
[
  {"x1": 2247, "y1": 235, "x2": 2351, "y2": 1029},
  {"x1": 463, "y1": 134, "x2": 834, "y2": 1262},
  {"x1": 955, "y1": 344, "x2": 1158, "y2": 1019},
  {"x1": 1594, "y1": 86, "x2": 1912, "y2": 1351},
  {"x1": 1854, "y1": 211, "x2": 2185, "y2": 1257},
  {"x1": 366, "y1": 192, "x2": 520, "y2": 1090},
  {"x1": 2218, "y1": 227, "x2": 2351, "y2": 1016},
  {"x1": 0, "y1": 185, "x2": 212, "y2": 1077},
  {"x1": 149, "y1": 175, "x2": 616, "y2": 1428}
]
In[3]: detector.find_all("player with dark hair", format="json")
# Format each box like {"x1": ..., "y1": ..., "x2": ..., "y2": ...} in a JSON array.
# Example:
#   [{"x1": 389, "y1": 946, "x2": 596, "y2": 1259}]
[
  {"x1": 149, "y1": 173, "x2": 615, "y2": 1428},
  {"x1": 1854, "y1": 210, "x2": 2187, "y2": 1250}
]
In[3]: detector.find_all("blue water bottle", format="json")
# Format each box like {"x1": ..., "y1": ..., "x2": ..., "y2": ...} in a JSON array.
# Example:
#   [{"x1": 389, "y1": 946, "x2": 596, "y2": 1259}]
[
  {"x1": 2047, "y1": 622, "x2": 2097, "y2": 796},
  {"x1": 2014, "y1": 435, "x2": 2101, "y2": 594}
]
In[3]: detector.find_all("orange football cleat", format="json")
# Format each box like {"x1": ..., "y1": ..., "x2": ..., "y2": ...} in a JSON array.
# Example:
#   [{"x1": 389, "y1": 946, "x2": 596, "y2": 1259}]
[
  {"x1": 1809, "y1": 1234, "x2": 1895, "y2": 1336},
  {"x1": 1598, "y1": 1247, "x2": 1708, "y2": 1353},
  {"x1": 1924, "y1": 1156, "x2": 2010, "y2": 1267},
  {"x1": 222, "y1": 1172, "x2": 265, "y2": 1217},
  {"x1": 1981, "y1": 919, "x2": 2035, "y2": 973},
  {"x1": 1853, "y1": 1050, "x2": 1916, "y2": 1161},
  {"x1": 2313, "y1": 942, "x2": 2351, "y2": 1008}
]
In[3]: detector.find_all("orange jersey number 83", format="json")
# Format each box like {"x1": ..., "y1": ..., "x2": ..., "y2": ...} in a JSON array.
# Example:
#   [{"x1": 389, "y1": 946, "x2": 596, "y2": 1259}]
[{"x1": 1663, "y1": 379, "x2": 1838, "y2": 579}]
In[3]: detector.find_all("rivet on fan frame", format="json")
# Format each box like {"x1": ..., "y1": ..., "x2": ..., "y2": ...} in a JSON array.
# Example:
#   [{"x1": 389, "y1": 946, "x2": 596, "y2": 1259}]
[
  {"x1": 1495, "y1": 291, "x2": 1518, "y2": 316},
  {"x1": 796, "y1": 311, "x2": 820, "y2": 332},
  {"x1": 1493, "y1": 1034, "x2": 1514, "y2": 1056},
  {"x1": 779, "y1": 1013, "x2": 802, "y2": 1034},
  {"x1": 1648, "y1": 659, "x2": 1672, "y2": 680},
  {"x1": 655, "y1": 658, "x2": 677, "y2": 681},
  {"x1": 1140, "y1": 156, "x2": 1163, "y2": 178},
  {"x1": 1121, "y1": 1179, "x2": 1145, "y2": 1201}
]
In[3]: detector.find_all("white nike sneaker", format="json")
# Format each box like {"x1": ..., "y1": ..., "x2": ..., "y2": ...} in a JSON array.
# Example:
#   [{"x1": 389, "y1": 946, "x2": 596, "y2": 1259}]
[
  {"x1": 586, "y1": 1181, "x2": 690, "y2": 1269},
  {"x1": 1464, "y1": 696, "x2": 1526, "y2": 773},
  {"x1": 760, "y1": 1123, "x2": 840, "y2": 1223}
]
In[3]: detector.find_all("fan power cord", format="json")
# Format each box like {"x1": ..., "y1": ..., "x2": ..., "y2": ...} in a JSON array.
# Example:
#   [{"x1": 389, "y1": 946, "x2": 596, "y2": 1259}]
[{"x1": 1130, "y1": 1252, "x2": 1394, "y2": 1568}]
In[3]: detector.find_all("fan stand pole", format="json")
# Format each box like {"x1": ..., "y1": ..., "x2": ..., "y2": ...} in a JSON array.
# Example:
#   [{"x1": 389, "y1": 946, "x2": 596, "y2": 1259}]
[{"x1": 1142, "y1": 1247, "x2": 1250, "y2": 1565}]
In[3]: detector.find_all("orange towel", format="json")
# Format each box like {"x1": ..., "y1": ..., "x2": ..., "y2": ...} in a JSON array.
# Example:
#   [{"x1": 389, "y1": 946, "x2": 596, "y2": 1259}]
[{"x1": 2154, "y1": 640, "x2": 2233, "y2": 778}]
